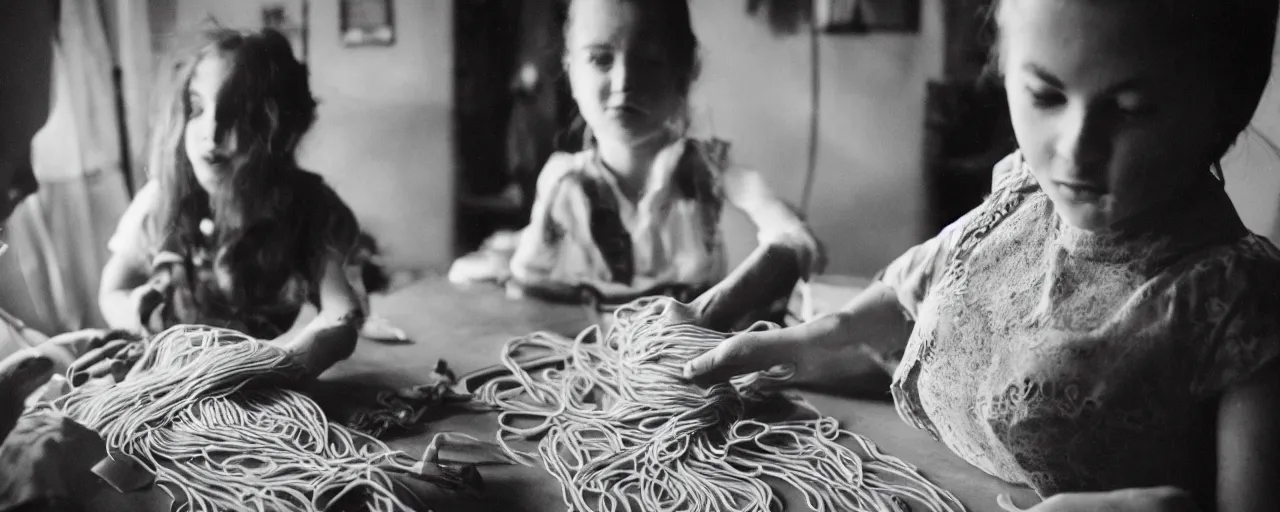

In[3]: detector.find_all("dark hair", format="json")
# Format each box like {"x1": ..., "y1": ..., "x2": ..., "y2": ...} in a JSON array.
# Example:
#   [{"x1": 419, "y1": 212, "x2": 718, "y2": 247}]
[
  {"x1": 146, "y1": 26, "x2": 328, "y2": 323},
  {"x1": 990, "y1": 0, "x2": 1279, "y2": 164},
  {"x1": 563, "y1": 0, "x2": 702, "y2": 104}
]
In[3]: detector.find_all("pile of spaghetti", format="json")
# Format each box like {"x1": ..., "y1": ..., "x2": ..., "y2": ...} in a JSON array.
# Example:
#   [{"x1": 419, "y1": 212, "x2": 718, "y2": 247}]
[
  {"x1": 475, "y1": 297, "x2": 965, "y2": 512},
  {"x1": 47, "y1": 325, "x2": 427, "y2": 511}
]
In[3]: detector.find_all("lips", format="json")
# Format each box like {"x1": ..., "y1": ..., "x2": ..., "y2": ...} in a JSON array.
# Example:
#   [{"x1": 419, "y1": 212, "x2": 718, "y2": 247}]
[
  {"x1": 1054, "y1": 180, "x2": 1109, "y2": 203},
  {"x1": 204, "y1": 153, "x2": 230, "y2": 166},
  {"x1": 606, "y1": 103, "x2": 647, "y2": 117}
]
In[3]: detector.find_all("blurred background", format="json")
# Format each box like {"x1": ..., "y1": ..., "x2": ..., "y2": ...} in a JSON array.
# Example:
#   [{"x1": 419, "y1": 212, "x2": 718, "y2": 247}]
[{"x1": 2, "y1": 0, "x2": 1278, "y2": 337}]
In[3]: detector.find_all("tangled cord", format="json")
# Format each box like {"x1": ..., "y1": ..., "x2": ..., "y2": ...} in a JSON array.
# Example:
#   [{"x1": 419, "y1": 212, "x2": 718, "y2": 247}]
[
  {"x1": 474, "y1": 297, "x2": 966, "y2": 512},
  {"x1": 48, "y1": 325, "x2": 434, "y2": 512}
]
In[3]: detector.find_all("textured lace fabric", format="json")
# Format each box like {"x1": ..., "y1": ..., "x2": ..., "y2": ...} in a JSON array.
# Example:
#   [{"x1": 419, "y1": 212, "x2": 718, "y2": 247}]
[{"x1": 881, "y1": 153, "x2": 1280, "y2": 499}]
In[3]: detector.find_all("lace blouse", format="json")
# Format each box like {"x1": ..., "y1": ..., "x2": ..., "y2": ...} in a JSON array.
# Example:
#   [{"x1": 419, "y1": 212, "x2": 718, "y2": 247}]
[{"x1": 879, "y1": 152, "x2": 1280, "y2": 501}]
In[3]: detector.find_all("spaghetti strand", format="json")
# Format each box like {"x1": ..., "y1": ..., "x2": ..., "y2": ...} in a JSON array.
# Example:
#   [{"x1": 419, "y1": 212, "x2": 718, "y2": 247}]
[{"x1": 475, "y1": 297, "x2": 966, "y2": 512}]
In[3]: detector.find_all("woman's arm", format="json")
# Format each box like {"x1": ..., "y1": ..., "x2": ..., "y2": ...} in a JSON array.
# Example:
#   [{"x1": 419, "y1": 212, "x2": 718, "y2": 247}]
[
  {"x1": 998, "y1": 487, "x2": 1198, "y2": 512},
  {"x1": 98, "y1": 181, "x2": 164, "y2": 331},
  {"x1": 98, "y1": 252, "x2": 152, "y2": 331},
  {"x1": 691, "y1": 166, "x2": 821, "y2": 331},
  {"x1": 685, "y1": 280, "x2": 912, "y2": 394},
  {"x1": 1216, "y1": 365, "x2": 1280, "y2": 512},
  {"x1": 283, "y1": 253, "x2": 364, "y2": 380},
  {"x1": 721, "y1": 166, "x2": 822, "y2": 273},
  {"x1": 686, "y1": 194, "x2": 978, "y2": 389},
  {"x1": 1020, "y1": 372, "x2": 1280, "y2": 512}
]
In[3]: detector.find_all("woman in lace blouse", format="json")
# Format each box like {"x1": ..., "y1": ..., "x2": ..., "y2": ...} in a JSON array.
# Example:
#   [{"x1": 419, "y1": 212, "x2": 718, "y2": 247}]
[{"x1": 686, "y1": 1, "x2": 1280, "y2": 511}]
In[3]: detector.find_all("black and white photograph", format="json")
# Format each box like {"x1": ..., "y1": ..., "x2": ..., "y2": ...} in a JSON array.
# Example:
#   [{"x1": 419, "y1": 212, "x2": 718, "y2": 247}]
[{"x1": 0, "y1": 0, "x2": 1278, "y2": 511}]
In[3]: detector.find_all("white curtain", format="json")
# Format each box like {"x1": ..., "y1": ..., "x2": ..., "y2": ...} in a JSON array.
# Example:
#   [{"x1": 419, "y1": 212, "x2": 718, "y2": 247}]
[
  {"x1": 4, "y1": 0, "x2": 132, "y2": 333},
  {"x1": 115, "y1": 0, "x2": 154, "y2": 193}
]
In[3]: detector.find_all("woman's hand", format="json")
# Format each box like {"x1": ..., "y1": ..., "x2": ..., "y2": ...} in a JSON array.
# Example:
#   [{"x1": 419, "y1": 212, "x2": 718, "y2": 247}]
[
  {"x1": 44, "y1": 329, "x2": 144, "y2": 386},
  {"x1": 997, "y1": 488, "x2": 1199, "y2": 512},
  {"x1": 683, "y1": 313, "x2": 877, "y2": 389},
  {"x1": 684, "y1": 281, "x2": 913, "y2": 394},
  {"x1": 131, "y1": 282, "x2": 166, "y2": 330}
]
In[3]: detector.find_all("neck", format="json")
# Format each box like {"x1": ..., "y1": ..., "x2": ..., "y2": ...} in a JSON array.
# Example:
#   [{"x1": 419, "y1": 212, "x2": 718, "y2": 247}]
[
  {"x1": 595, "y1": 130, "x2": 677, "y2": 202},
  {"x1": 1114, "y1": 170, "x2": 1223, "y2": 234}
]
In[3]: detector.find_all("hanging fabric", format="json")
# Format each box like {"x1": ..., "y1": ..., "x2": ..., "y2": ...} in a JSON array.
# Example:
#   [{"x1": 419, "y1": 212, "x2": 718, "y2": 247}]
[
  {"x1": 12, "y1": 0, "x2": 131, "y2": 332},
  {"x1": 114, "y1": 0, "x2": 153, "y2": 195}
]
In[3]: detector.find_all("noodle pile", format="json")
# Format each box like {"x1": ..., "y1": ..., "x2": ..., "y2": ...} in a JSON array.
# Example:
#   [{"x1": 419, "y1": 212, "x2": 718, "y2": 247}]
[
  {"x1": 475, "y1": 297, "x2": 966, "y2": 512},
  {"x1": 49, "y1": 325, "x2": 426, "y2": 512}
]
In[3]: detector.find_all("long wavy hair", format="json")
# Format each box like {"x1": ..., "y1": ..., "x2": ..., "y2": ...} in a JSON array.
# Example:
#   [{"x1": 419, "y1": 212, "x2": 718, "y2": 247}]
[{"x1": 145, "y1": 27, "x2": 325, "y2": 324}]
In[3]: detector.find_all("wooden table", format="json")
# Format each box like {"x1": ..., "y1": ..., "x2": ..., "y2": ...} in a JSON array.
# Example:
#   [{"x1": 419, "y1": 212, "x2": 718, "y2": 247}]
[{"x1": 316, "y1": 278, "x2": 1042, "y2": 512}]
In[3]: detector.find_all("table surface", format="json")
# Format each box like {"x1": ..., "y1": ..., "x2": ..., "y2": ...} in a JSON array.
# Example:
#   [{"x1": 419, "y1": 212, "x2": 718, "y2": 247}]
[{"x1": 314, "y1": 278, "x2": 1042, "y2": 512}]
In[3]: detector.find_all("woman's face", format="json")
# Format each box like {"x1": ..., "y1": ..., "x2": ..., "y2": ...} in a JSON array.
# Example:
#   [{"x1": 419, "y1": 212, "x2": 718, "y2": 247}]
[
  {"x1": 1001, "y1": 0, "x2": 1221, "y2": 231},
  {"x1": 183, "y1": 53, "x2": 243, "y2": 195},
  {"x1": 565, "y1": 0, "x2": 685, "y2": 148}
]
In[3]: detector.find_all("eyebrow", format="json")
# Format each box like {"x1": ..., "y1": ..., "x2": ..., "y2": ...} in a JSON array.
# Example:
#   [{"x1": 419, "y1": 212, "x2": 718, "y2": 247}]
[{"x1": 1022, "y1": 63, "x2": 1148, "y2": 94}]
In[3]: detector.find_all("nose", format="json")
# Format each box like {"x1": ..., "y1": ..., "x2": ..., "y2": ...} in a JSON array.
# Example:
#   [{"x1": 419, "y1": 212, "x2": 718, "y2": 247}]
[
  {"x1": 189, "y1": 110, "x2": 237, "y2": 155},
  {"x1": 609, "y1": 56, "x2": 631, "y2": 95},
  {"x1": 1055, "y1": 104, "x2": 1112, "y2": 178},
  {"x1": 188, "y1": 110, "x2": 215, "y2": 148}
]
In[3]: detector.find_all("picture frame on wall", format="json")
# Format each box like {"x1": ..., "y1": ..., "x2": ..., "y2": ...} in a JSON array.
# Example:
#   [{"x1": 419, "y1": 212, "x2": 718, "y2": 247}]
[
  {"x1": 340, "y1": 0, "x2": 395, "y2": 47},
  {"x1": 815, "y1": 0, "x2": 921, "y2": 34}
]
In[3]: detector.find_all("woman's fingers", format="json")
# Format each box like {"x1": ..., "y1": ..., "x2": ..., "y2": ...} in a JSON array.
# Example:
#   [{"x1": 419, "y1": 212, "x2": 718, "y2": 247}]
[
  {"x1": 682, "y1": 327, "x2": 800, "y2": 387},
  {"x1": 68, "y1": 339, "x2": 134, "y2": 384},
  {"x1": 74, "y1": 357, "x2": 120, "y2": 385}
]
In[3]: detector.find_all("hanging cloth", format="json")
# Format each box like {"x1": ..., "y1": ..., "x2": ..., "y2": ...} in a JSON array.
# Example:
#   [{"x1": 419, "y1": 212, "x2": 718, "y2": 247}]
[{"x1": 12, "y1": 0, "x2": 131, "y2": 331}]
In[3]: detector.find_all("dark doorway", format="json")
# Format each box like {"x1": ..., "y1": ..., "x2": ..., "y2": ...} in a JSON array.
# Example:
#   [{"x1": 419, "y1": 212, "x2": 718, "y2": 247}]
[
  {"x1": 923, "y1": 0, "x2": 1015, "y2": 234},
  {"x1": 452, "y1": 0, "x2": 578, "y2": 257}
]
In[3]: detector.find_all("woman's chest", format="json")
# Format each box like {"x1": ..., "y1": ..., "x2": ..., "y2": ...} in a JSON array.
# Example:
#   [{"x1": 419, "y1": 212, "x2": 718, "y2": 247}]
[
  {"x1": 575, "y1": 177, "x2": 725, "y2": 282},
  {"x1": 921, "y1": 205, "x2": 1197, "y2": 405},
  {"x1": 895, "y1": 202, "x2": 1213, "y2": 488}
]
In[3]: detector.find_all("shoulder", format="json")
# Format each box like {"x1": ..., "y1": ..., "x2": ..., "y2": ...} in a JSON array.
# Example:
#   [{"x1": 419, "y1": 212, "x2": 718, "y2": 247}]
[
  {"x1": 1179, "y1": 234, "x2": 1280, "y2": 395},
  {"x1": 288, "y1": 171, "x2": 349, "y2": 211},
  {"x1": 536, "y1": 151, "x2": 591, "y2": 193},
  {"x1": 292, "y1": 171, "x2": 360, "y2": 254},
  {"x1": 532, "y1": 151, "x2": 602, "y2": 213},
  {"x1": 685, "y1": 137, "x2": 732, "y2": 172},
  {"x1": 120, "y1": 180, "x2": 164, "y2": 227},
  {"x1": 989, "y1": 151, "x2": 1041, "y2": 197},
  {"x1": 1179, "y1": 234, "x2": 1280, "y2": 296},
  {"x1": 942, "y1": 152, "x2": 1049, "y2": 257},
  {"x1": 659, "y1": 137, "x2": 731, "y2": 203},
  {"x1": 131, "y1": 180, "x2": 164, "y2": 207},
  {"x1": 108, "y1": 181, "x2": 164, "y2": 257}
]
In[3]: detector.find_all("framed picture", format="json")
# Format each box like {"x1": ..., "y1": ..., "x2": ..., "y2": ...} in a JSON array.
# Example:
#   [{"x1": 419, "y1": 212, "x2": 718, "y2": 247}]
[
  {"x1": 815, "y1": 0, "x2": 921, "y2": 34},
  {"x1": 340, "y1": 0, "x2": 395, "y2": 47},
  {"x1": 262, "y1": 1, "x2": 309, "y2": 62}
]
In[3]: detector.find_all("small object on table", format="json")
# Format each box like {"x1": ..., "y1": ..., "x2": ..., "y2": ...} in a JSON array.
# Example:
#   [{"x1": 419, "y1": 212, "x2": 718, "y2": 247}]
[
  {"x1": 347, "y1": 360, "x2": 478, "y2": 438},
  {"x1": 91, "y1": 451, "x2": 156, "y2": 493},
  {"x1": 421, "y1": 432, "x2": 524, "y2": 466},
  {"x1": 361, "y1": 314, "x2": 410, "y2": 343}
]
